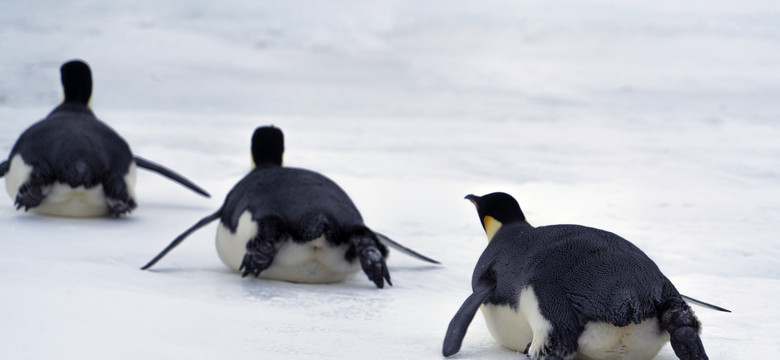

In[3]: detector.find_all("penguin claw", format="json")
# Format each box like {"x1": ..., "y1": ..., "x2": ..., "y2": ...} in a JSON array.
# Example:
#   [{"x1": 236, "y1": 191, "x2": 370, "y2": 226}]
[
  {"x1": 670, "y1": 327, "x2": 709, "y2": 360},
  {"x1": 15, "y1": 183, "x2": 44, "y2": 211},
  {"x1": 239, "y1": 240, "x2": 276, "y2": 278},
  {"x1": 107, "y1": 199, "x2": 135, "y2": 217},
  {"x1": 359, "y1": 246, "x2": 392, "y2": 289}
]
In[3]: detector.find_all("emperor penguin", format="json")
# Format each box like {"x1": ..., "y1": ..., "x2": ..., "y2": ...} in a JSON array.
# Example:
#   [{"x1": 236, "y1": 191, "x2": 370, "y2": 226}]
[
  {"x1": 443, "y1": 192, "x2": 729, "y2": 360},
  {"x1": 141, "y1": 125, "x2": 439, "y2": 288},
  {"x1": 0, "y1": 60, "x2": 210, "y2": 217}
]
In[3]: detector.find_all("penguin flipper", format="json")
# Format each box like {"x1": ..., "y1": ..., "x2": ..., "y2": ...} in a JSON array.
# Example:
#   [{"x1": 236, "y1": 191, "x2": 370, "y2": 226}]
[
  {"x1": 0, "y1": 160, "x2": 8, "y2": 177},
  {"x1": 375, "y1": 232, "x2": 441, "y2": 265},
  {"x1": 134, "y1": 156, "x2": 211, "y2": 198},
  {"x1": 681, "y1": 294, "x2": 731, "y2": 313},
  {"x1": 443, "y1": 279, "x2": 496, "y2": 357},
  {"x1": 141, "y1": 210, "x2": 222, "y2": 270}
]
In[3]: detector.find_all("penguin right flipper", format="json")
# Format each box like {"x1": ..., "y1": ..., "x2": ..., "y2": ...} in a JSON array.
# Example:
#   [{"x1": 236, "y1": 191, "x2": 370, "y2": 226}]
[
  {"x1": 375, "y1": 232, "x2": 441, "y2": 265},
  {"x1": 681, "y1": 294, "x2": 731, "y2": 312},
  {"x1": 443, "y1": 278, "x2": 496, "y2": 357},
  {"x1": 0, "y1": 160, "x2": 8, "y2": 177},
  {"x1": 133, "y1": 156, "x2": 211, "y2": 198},
  {"x1": 141, "y1": 209, "x2": 222, "y2": 270}
]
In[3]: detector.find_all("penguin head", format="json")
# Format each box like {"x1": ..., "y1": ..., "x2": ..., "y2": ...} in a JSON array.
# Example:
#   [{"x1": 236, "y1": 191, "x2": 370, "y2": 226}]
[
  {"x1": 465, "y1": 192, "x2": 526, "y2": 241},
  {"x1": 60, "y1": 60, "x2": 92, "y2": 105},
  {"x1": 251, "y1": 125, "x2": 284, "y2": 167}
]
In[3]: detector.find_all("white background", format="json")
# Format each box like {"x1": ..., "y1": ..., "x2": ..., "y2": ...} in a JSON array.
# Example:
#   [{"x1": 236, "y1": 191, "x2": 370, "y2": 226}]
[{"x1": 1, "y1": 1, "x2": 779, "y2": 359}]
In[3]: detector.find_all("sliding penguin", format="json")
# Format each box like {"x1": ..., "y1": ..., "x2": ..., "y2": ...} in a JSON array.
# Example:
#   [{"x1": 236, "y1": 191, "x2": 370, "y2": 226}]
[
  {"x1": 0, "y1": 60, "x2": 209, "y2": 217},
  {"x1": 141, "y1": 125, "x2": 439, "y2": 288},
  {"x1": 443, "y1": 192, "x2": 729, "y2": 360}
]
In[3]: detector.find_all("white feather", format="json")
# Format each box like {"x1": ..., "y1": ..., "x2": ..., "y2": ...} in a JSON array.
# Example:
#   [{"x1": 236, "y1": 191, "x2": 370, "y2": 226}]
[{"x1": 215, "y1": 210, "x2": 361, "y2": 283}]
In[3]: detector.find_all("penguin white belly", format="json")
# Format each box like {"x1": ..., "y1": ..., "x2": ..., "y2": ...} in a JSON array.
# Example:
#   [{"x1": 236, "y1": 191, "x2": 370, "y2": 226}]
[
  {"x1": 480, "y1": 286, "x2": 552, "y2": 354},
  {"x1": 576, "y1": 319, "x2": 669, "y2": 360},
  {"x1": 4, "y1": 155, "x2": 137, "y2": 217},
  {"x1": 481, "y1": 286, "x2": 668, "y2": 360},
  {"x1": 5, "y1": 155, "x2": 32, "y2": 201},
  {"x1": 33, "y1": 183, "x2": 109, "y2": 217},
  {"x1": 216, "y1": 210, "x2": 361, "y2": 283}
]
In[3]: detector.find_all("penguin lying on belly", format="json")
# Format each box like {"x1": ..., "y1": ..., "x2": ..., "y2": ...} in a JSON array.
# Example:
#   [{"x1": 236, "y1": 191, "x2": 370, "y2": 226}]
[
  {"x1": 443, "y1": 192, "x2": 729, "y2": 360},
  {"x1": 141, "y1": 125, "x2": 439, "y2": 288},
  {"x1": 0, "y1": 60, "x2": 210, "y2": 217}
]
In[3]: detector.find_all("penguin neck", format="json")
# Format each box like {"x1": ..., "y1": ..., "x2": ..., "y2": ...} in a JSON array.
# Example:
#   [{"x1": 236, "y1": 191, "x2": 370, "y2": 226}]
[
  {"x1": 483, "y1": 216, "x2": 533, "y2": 242},
  {"x1": 49, "y1": 102, "x2": 94, "y2": 116},
  {"x1": 483, "y1": 216, "x2": 502, "y2": 242},
  {"x1": 251, "y1": 150, "x2": 283, "y2": 168},
  {"x1": 252, "y1": 156, "x2": 283, "y2": 169}
]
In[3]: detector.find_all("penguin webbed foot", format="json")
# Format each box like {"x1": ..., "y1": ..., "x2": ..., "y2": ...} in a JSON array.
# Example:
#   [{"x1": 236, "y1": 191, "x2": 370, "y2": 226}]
[
  {"x1": 15, "y1": 182, "x2": 45, "y2": 211},
  {"x1": 665, "y1": 302, "x2": 708, "y2": 360},
  {"x1": 15, "y1": 172, "x2": 48, "y2": 211},
  {"x1": 670, "y1": 327, "x2": 708, "y2": 360},
  {"x1": 357, "y1": 236, "x2": 391, "y2": 289},
  {"x1": 104, "y1": 177, "x2": 137, "y2": 216},
  {"x1": 239, "y1": 239, "x2": 277, "y2": 278},
  {"x1": 107, "y1": 198, "x2": 136, "y2": 217}
]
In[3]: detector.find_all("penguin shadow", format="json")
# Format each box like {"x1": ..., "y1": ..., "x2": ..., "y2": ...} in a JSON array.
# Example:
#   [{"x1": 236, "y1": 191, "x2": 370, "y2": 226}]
[
  {"x1": 387, "y1": 264, "x2": 441, "y2": 273},
  {"x1": 6, "y1": 209, "x2": 141, "y2": 226},
  {"x1": 134, "y1": 200, "x2": 215, "y2": 214},
  {"x1": 237, "y1": 274, "x2": 391, "y2": 305}
]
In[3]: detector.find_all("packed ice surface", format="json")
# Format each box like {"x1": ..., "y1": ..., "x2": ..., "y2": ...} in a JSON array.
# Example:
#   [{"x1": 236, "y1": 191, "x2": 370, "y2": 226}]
[{"x1": 1, "y1": 1, "x2": 779, "y2": 359}]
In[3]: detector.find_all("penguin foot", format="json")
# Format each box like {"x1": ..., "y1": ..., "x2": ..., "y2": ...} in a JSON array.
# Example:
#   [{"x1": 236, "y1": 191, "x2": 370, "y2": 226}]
[
  {"x1": 357, "y1": 237, "x2": 391, "y2": 288},
  {"x1": 670, "y1": 327, "x2": 708, "y2": 360},
  {"x1": 239, "y1": 239, "x2": 277, "y2": 277},
  {"x1": 107, "y1": 198, "x2": 136, "y2": 217},
  {"x1": 15, "y1": 182, "x2": 45, "y2": 211},
  {"x1": 664, "y1": 301, "x2": 708, "y2": 360}
]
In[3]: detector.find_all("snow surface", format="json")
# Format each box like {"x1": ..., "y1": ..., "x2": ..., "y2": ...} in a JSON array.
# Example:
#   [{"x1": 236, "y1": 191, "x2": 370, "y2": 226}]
[{"x1": 2, "y1": 1, "x2": 780, "y2": 359}]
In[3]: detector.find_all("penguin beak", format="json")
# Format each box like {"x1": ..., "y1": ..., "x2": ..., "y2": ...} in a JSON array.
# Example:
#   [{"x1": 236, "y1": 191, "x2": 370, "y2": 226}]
[{"x1": 464, "y1": 194, "x2": 479, "y2": 208}]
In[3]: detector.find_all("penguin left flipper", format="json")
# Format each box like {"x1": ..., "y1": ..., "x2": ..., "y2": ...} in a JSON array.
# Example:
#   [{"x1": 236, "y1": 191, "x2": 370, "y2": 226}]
[
  {"x1": 0, "y1": 160, "x2": 8, "y2": 177},
  {"x1": 141, "y1": 210, "x2": 222, "y2": 270},
  {"x1": 375, "y1": 232, "x2": 441, "y2": 265},
  {"x1": 443, "y1": 278, "x2": 496, "y2": 357},
  {"x1": 134, "y1": 156, "x2": 210, "y2": 198}
]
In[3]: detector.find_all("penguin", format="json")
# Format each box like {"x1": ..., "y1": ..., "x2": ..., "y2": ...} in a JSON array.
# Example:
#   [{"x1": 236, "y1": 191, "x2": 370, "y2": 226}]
[
  {"x1": 0, "y1": 60, "x2": 210, "y2": 217},
  {"x1": 443, "y1": 192, "x2": 730, "y2": 360},
  {"x1": 141, "y1": 125, "x2": 439, "y2": 288}
]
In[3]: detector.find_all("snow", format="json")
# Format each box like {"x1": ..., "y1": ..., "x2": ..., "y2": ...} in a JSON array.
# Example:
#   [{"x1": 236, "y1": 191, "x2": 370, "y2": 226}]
[{"x1": 1, "y1": 0, "x2": 779, "y2": 359}]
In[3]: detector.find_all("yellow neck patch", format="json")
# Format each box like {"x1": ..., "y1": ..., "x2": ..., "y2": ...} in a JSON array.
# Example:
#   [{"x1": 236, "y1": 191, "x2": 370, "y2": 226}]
[{"x1": 483, "y1": 216, "x2": 502, "y2": 242}]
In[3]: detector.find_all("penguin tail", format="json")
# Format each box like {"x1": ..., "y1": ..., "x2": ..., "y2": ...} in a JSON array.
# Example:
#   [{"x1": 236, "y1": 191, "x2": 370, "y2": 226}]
[
  {"x1": 0, "y1": 160, "x2": 8, "y2": 177},
  {"x1": 375, "y1": 232, "x2": 441, "y2": 265},
  {"x1": 133, "y1": 155, "x2": 211, "y2": 198},
  {"x1": 141, "y1": 209, "x2": 222, "y2": 270}
]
